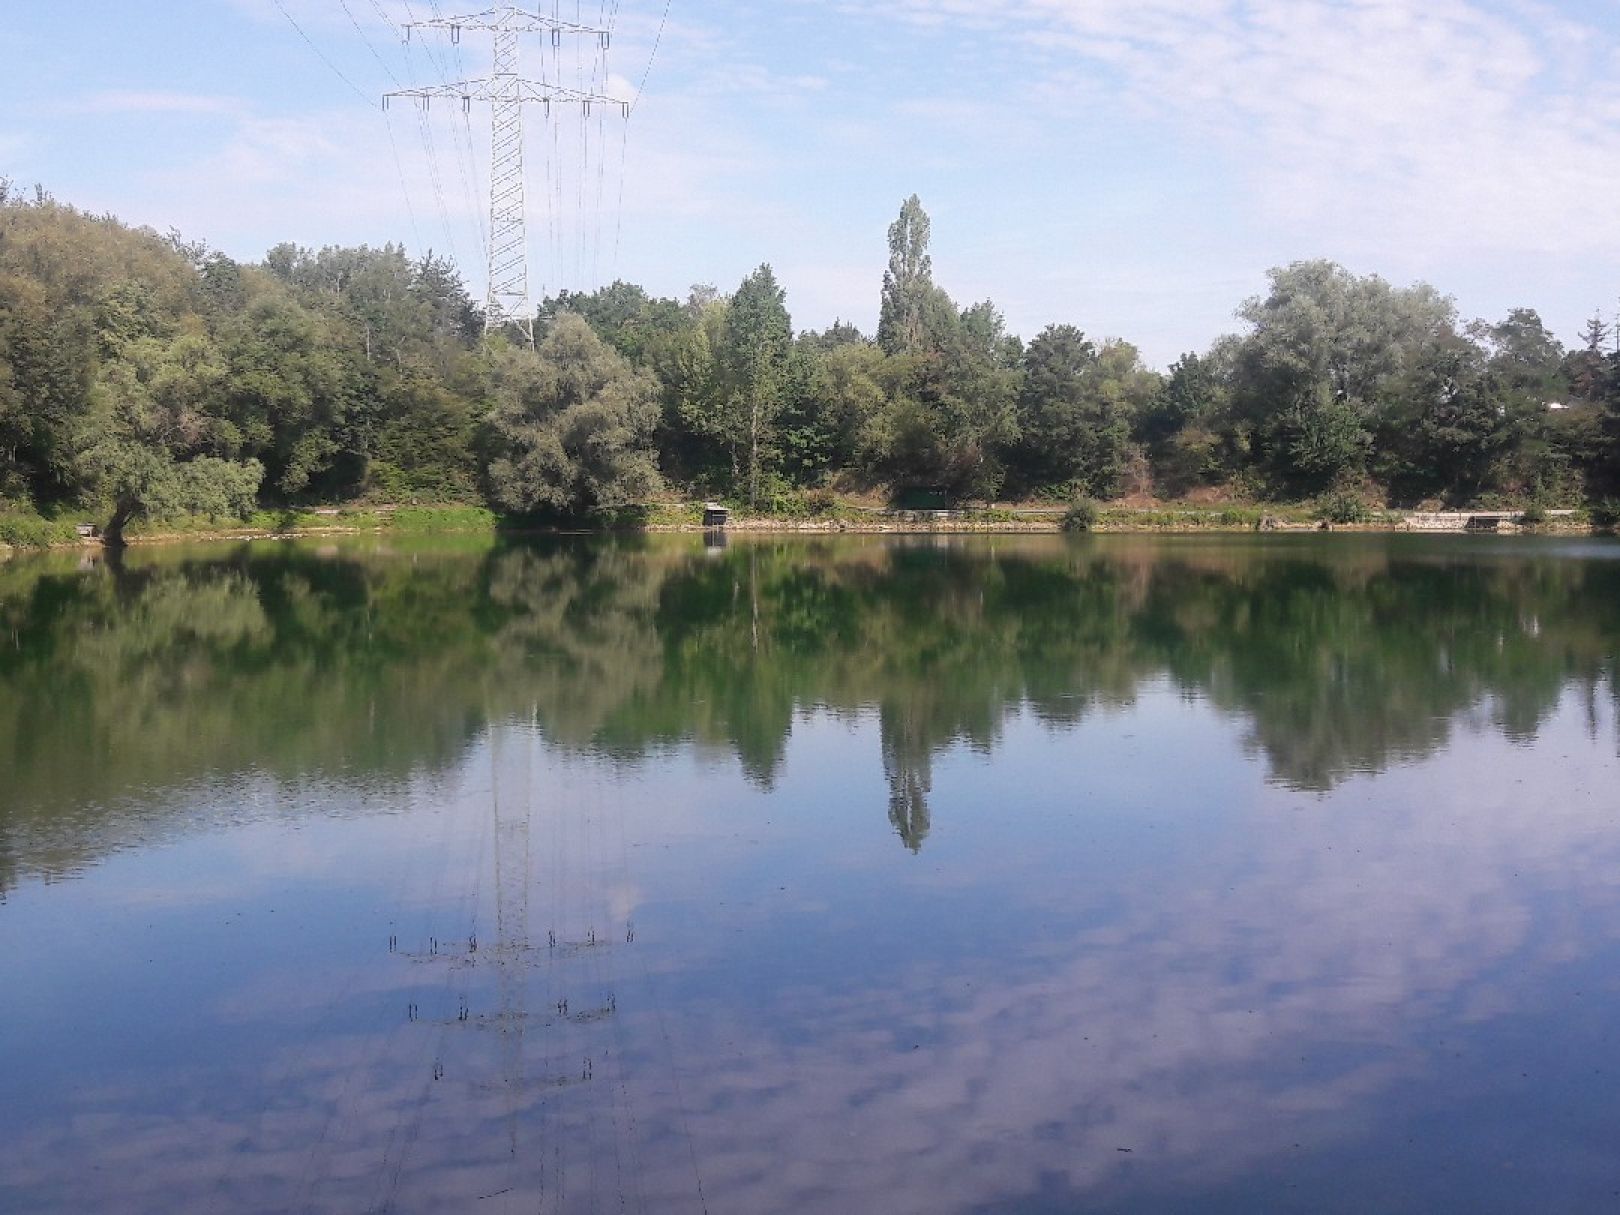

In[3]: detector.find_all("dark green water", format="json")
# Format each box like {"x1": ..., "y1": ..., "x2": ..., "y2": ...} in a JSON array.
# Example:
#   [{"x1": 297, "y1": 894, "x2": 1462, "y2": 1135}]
[{"x1": 3, "y1": 532, "x2": 1619, "y2": 1213}]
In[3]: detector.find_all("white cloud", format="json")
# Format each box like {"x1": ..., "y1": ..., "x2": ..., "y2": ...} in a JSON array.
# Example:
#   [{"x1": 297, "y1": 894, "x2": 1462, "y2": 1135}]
[{"x1": 851, "y1": 0, "x2": 1620, "y2": 260}]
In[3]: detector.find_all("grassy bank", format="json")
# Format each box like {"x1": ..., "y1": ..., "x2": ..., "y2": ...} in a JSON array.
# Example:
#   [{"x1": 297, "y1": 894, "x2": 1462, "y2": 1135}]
[
  {"x1": 1, "y1": 498, "x2": 1609, "y2": 554},
  {"x1": 0, "y1": 512, "x2": 88, "y2": 551},
  {"x1": 122, "y1": 504, "x2": 499, "y2": 543},
  {"x1": 0, "y1": 504, "x2": 501, "y2": 552}
]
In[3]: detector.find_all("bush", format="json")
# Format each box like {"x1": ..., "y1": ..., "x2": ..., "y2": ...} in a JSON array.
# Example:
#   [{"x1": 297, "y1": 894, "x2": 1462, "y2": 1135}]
[
  {"x1": 1315, "y1": 489, "x2": 1371, "y2": 525},
  {"x1": 748, "y1": 476, "x2": 811, "y2": 517},
  {"x1": 1062, "y1": 497, "x2": 1100, "y2": 532},
  {"x1": 1590, "y1": 501, "x2": 1620, "y2": 529},
  {"x1": 642, "y1": 502, "x2": 704, "y2": 527},
  {"x1": 1518, "y1": 505, "x2": 1547, "y2": 526},
  {"x1": 0, "y1": 512, "x2": 82, "y2": 549},
  {"x1": 805, "y1": 487, "x2": 838, "y2": 516}
]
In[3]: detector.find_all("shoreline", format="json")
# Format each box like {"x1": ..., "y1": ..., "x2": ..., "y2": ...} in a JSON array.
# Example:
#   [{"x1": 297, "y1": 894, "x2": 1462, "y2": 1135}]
[{"x1": 3, "y1": 514, "x2": 1607, "y2": 559}]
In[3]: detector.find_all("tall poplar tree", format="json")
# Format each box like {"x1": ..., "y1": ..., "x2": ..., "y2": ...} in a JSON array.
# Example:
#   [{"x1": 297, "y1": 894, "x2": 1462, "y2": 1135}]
[{"x1": 877, "y1": 195, "x2": 934, "y2": 356}]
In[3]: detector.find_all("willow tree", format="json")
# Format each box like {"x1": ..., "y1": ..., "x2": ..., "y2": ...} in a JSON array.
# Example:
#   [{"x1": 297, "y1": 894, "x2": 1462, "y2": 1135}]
[
  {"x1": 1229, "y1": 260, "x2": 1457, "y2": 494},
  {"x1": 485, "y1": 311, "x2": 660, "y2": 515}
]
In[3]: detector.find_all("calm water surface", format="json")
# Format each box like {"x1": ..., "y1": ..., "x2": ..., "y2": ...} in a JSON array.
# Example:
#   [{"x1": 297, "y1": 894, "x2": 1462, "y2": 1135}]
[{"x1": 3, "y1": 533, "x2": 1619, "y2": 1213}]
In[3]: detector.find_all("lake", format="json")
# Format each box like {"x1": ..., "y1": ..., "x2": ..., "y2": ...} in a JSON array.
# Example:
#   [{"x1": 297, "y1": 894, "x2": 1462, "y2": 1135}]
[{"x1": 2, "y1": 532, "x2": 1619, "y2": 1213}]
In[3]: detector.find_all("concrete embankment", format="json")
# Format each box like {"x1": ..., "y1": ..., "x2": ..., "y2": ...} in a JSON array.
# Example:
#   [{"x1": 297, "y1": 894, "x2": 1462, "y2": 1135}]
[{"x1": 1404, "y1": 510, "x2": 1580, "y2": 532}]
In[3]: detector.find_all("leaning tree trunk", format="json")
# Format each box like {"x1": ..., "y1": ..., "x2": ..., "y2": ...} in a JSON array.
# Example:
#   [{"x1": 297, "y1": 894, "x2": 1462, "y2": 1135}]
[{"x1": 103, "y1": 497, "x2": 138, "y2": 548}]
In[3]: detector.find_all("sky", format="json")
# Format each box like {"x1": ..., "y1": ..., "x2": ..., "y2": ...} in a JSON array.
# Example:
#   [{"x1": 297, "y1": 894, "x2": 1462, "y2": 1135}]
[{"x1": 2, "y1": 0, "x2": 1619, "y2": 366}]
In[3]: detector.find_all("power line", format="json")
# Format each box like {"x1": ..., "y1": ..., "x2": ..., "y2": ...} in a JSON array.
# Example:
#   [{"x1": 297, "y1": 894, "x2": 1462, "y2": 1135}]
[
  {"x1": 631, "y1": 0, "x2": 674, "y2": 115},
  {"x1": 384, "y1": 108, "x2": 426, "y2": 253},
  {"x1": 592, "y1": 90, "x2": 608, "y2": 288},
  {"x1": 416, "y1": 104, "x2": 462, "y2": 266},
  {"x1": 269, "y1": 0, "x2": 376, "y2": 107},
  {"x1": 390, "y1": 0, "x2": 490, "y2": 266},
  {"x1": 424, "y1": 0, "x2": 490, "y2": 236},
  {"x1": 365, "y1": 0, "x2": 399, "y2": 32},
  {"x1": 337, "y1": 0, "x2": 404, "y2": 86},
  {"x1": 583, "y1": 0, "x2": 614, "y2": 289},
  {"x1": 576, "y1": 14, "x2": 590, "y2": 288},
  {"x1": 605, "y1": 0, "x2": 628, "y2": 283},
  {"x1": 611, "y1": 116, "x2": 628, "y2": 280},
  {"x1": 461, "y1": 107, "x2": 492, "y2": 262},
  {"x1": 268, "y1": 0, "x2": 443, "y2": 274},
  {"x1": 332, "y1": 0, "x2": 466, "y2": 267}
]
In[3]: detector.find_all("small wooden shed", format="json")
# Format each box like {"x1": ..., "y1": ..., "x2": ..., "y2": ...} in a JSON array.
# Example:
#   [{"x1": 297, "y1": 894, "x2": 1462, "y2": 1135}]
[{"x1": 702, "y1": 502, "x2": 729, "y2": 528}]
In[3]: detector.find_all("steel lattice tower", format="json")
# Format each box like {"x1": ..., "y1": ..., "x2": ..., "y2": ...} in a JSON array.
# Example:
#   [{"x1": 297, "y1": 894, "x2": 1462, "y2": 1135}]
[{"x1": 387, "y1": 7, "x2": 627, "y2": 344}]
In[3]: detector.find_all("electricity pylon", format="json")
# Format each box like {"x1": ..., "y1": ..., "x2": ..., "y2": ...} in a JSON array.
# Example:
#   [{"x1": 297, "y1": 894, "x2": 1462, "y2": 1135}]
[{"x1": 386, "y1": 7, "x2": 628, "y2": 344}]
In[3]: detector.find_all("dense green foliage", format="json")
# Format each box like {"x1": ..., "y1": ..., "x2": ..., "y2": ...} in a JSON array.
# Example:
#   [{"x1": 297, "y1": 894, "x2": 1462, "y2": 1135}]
[
  {"x1": 3, "y1": 183, "x2": 1619, "y2": 538},
  {"x1": 484, "y1": 313, "x2": 660, "y2": 515}
]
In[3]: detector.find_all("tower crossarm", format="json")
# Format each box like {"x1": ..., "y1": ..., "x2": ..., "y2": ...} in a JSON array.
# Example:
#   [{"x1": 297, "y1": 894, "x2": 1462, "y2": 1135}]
[
  {"x1": 401, "y1": 5, "x2": 612, "y2": 44},
  {"x1": 386, "y1": 79, "x2": 628, "y2": 114}
]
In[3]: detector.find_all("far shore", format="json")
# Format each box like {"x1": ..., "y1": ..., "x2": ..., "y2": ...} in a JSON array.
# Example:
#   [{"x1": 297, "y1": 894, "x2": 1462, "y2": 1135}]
[{"x1": 2, "y1": 502, "x2": 1609, "y2": 558}]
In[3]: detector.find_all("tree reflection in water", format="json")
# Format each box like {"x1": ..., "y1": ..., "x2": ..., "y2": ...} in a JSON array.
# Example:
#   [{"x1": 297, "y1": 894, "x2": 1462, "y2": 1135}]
[{"x1": 2, "y1": 533, "x2": 1617, "y2": 884}]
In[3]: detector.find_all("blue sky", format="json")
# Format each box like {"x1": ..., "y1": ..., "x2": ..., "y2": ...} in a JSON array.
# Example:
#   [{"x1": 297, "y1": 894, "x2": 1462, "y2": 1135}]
[{"x1": 3, "y1": 0, "x2": 1619, "y2": 366}]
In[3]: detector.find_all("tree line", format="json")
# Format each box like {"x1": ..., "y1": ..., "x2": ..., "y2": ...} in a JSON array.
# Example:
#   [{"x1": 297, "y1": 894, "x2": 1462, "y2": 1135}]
[{"x1": 3, "y1": 182, "x2": 1620, "y2": 535}]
